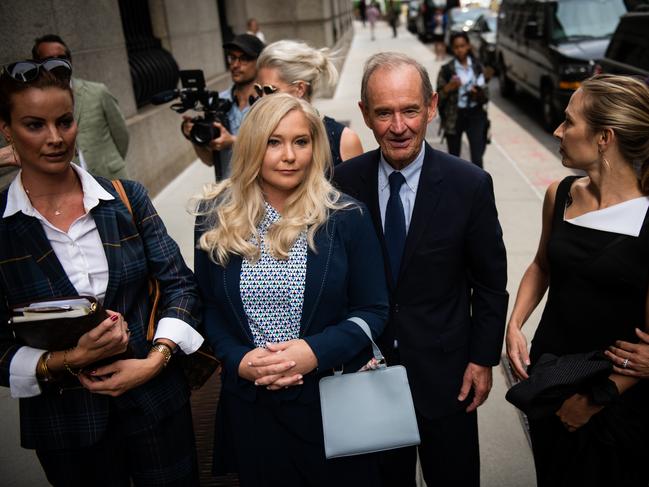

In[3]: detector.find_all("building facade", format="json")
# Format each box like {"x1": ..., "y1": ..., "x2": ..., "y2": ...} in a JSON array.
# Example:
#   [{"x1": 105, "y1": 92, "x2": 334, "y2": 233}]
[{"x1": 0, "y1": 0, "x2": 354, "y2": 194}]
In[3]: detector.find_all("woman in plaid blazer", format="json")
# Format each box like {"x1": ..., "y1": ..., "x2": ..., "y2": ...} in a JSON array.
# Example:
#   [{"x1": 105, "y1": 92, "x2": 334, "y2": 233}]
[{"x1": 0, "y1": 60, "x2": 202, "y2": 485}]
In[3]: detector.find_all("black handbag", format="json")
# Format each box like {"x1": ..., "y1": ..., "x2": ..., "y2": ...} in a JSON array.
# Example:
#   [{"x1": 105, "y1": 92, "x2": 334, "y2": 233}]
[{"x1": 112, "y1": 180, "x2": 220, "y2": 389}]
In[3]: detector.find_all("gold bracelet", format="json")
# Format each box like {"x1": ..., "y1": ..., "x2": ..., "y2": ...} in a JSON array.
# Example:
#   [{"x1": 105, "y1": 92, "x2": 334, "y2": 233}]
[
  {"x1": 36, "y1": 352, "x2": 53, "y2": 382},
  {"x1": 149, "y1": 343, "x2": 172, "y2": 367},
  {"x1": 63, "y1": 348, "x2": 83, "y2": 377}
]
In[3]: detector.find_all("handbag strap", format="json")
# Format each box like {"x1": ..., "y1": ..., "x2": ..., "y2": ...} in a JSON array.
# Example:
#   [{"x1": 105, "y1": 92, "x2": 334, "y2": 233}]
[
  {"x1": 348, "y1": 317, "x2": 386, "y2": 366},
  {"x1": 111, "y1": 180, "x2": 161, "y2": 341}
]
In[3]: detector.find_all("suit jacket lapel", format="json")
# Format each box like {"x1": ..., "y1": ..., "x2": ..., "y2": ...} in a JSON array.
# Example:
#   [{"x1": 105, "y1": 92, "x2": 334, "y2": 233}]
[
  {"x1": 12, "y1": 214, "x2": 77, "y2": 296},
  {"x1": 356, "y1": 150, "x2": 394, "y2": 288},
  {"x1": 300, "y1": 218, "x2": 336, "y2": 336},
  {"x1": 223, "y1": 255, "x2": 254, "y2": 344},
  {"x1": 398, "y1": 144, "x2": 443, "y2": 279},
  {"x1": 360, "y1": 151, "x2": 384, "y2": 246},
  {"x1": 91, "y1": 202, "x2": 123, "y2": 307}
]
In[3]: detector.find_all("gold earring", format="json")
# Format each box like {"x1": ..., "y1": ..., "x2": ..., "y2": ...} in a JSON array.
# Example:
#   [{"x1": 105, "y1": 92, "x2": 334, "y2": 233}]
[{"x1": 601, "y1": 154, "x2": 611, "y2": 171}]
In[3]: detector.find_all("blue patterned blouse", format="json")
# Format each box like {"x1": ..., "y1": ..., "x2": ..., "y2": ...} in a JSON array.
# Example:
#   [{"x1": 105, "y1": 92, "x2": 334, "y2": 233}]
[{"x1": 240, "y1": 203, "x2": 307, "y2": 348}]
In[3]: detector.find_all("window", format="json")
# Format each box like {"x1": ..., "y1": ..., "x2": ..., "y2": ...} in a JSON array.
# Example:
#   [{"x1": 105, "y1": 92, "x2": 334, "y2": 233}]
[
  {"x1": 550, "y1": 0, "x2": 626, "y2": 42},
  {"x1": 118, "y1": 0, "x2": 179, "y2": 107}
]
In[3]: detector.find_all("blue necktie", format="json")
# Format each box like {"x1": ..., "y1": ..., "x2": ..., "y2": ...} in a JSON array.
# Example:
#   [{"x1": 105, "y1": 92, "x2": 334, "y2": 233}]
[{"x1": 385, "y1": 171, "x2": 406, "y2": 281}]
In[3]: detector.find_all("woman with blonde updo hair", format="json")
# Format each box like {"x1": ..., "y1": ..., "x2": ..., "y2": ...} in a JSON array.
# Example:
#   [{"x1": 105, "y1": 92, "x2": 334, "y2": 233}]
[
  {"x1": 193, "y1": 93, "x2": 388, "y2": 486},
  {"x1": 506, "y1": 74, "x2": 649, "y2": 486},
  {"x1": 255, "y1": 40, "x2": 364, "y2": 165}
]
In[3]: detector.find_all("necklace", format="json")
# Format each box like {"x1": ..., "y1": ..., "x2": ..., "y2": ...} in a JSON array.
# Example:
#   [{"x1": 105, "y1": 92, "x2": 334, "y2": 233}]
[
  {"x1": 24, "y1": 188, "x2": 67, "y2": 215},
  {"x1": 23, "y1": 176, "x2": 81, "y2": 217}
]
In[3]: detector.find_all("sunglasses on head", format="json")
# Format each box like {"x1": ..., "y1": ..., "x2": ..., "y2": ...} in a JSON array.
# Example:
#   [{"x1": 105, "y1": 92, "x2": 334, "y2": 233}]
[
  {"x1": 254, "y1": 83, "x2": 279, "y2": 97},
  {"x1": 1, "y1": 58, "x2": 72, "y2": 83}
]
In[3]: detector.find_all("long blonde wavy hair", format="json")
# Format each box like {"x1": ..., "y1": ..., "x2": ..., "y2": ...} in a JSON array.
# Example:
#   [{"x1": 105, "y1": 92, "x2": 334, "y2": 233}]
[{"x1": 195, "y1": 93, "x2": 349, "y2": 266}]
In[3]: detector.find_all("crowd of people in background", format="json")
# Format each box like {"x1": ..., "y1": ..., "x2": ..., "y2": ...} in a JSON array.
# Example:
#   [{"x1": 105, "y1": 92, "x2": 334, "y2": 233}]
[{"x1": 1, "y1": 8, "x2": 649, "y2": 487}]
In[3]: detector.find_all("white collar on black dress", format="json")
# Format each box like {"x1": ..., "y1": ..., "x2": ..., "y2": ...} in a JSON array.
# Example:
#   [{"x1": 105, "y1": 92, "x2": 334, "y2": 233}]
[{"x1": 564, "y1": 196, "x2": 649, "y2": 237}]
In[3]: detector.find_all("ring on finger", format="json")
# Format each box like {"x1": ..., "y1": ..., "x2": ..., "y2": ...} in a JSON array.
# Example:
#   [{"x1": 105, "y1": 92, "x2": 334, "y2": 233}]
[{"x1": 622, "y1": 358, "x2": 630, "y2": 369}]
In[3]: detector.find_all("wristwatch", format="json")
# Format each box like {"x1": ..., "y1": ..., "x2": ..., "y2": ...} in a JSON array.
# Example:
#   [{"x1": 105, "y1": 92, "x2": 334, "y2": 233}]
[{"x1": 149, "y1": 343, "x2": 173, "y2": 367}]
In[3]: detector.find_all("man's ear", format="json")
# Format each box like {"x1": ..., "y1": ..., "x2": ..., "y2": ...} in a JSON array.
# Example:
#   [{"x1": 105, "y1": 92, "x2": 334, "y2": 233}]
[
  {"x1": 427, "y1": 92, "x2": 439, "y2": 123},
  {"x1": 359, "y1": 101, "x2": 371, "y2": 128}
]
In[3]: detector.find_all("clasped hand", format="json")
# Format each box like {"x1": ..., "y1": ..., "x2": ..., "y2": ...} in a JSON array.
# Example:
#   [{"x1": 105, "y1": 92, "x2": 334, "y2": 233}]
[
  {"x1": 72, "y1": 311, "x2": 166, "y2": 397},
  {"x1": 556, "y1": 393, "x2": 603, "y2": 432},
  {"x1": 605, "y1": 328, "x2": 649, "y2": 378},
  {"x1": 238, "y1": 339, "x2": 318, "y2": 391},
  {"x1": 72, "y1": 310, "x2": 130, "y2": 367},
  {"x1": 78, "y1": 357, "x2": 164, "y2": 397}
]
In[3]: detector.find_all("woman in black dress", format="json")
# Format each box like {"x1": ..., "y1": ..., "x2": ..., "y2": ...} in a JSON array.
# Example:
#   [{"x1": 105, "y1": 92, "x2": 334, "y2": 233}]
[{"x1": 506, "y1": 74, "x2": 649, "y2": 487}]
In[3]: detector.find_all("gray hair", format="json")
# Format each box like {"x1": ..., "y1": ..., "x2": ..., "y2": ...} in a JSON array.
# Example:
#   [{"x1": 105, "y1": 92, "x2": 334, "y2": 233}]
[
  {"x1": 257, "y1": 40, "x2": 339, "y2": 101},
  {"x1": 361, "y1": 52, "x2": 434, "y2": 107}
]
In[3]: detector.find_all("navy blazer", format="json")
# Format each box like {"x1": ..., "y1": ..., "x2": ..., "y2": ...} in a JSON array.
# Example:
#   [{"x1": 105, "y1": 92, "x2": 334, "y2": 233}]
[
  {"x1": 334, "y1": 144, "x2": 508, "y2": 418},
  {"x1": 194, "y1": 200, "x2": 389, "y2": 405},
  {"x1": 0, "y1": 178, "x2": 201, "y2": 450}
]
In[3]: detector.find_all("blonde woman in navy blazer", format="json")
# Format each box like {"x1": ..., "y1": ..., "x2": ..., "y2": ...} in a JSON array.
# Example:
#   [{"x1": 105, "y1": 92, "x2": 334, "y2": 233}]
[
  {"x1": 194, "y1": 94, "x2": 388, "y2": 486},
  {"x1": 0, "y1": 62, "x2": 202, "y2": 486}
]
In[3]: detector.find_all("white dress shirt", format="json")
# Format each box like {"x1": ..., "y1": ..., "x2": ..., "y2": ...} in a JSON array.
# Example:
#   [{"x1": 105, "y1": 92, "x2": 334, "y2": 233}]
[
  {"x1": 455, "y1": 57, "x2": 486, "y2": 109},
  {"x1": 378, "y1": 143, "x2": 426, "y2": 232},
  {"x1": 3, "y1": 165, "x2": 203, "y2": 398}
]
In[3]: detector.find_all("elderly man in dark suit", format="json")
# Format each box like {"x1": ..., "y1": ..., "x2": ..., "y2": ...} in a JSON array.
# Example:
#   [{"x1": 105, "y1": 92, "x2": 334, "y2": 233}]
[{"x1": 334, "y1": 52, "x2": 508, "y2": 487}]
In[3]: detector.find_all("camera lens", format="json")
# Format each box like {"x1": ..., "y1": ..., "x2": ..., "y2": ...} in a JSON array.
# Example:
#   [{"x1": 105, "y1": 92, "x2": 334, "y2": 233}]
[{"x1": 190, "y1": 121, "x2": 220, "y2": 146}]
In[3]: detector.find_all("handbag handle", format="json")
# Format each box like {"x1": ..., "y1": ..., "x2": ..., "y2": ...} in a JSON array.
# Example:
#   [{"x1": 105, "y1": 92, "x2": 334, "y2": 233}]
[
  {"x1": 111, "y1": 180, "x2": 161, "y2": 341},
  {"x1": 348, "y1": 317, "x2": 386, "y2": 367}
]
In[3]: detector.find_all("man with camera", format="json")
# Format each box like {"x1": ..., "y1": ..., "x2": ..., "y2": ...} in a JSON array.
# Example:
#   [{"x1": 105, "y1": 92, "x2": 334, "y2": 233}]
[
  {"x1": 437, "y1": 32, "x2": 489, "y2": 168},
  {"x1": 184, "y1": 34, "x2": 264, "y2": 180}
]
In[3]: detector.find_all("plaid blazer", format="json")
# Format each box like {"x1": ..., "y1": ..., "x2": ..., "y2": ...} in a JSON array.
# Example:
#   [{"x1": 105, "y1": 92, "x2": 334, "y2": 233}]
[{"x1": 0, "y1": 177, "x2": 201, "y2": 450}]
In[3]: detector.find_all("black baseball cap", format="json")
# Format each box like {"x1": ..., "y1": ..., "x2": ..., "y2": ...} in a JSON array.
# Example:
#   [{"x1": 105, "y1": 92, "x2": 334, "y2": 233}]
[{"x1": 223, "y1": 34, "x2": 265, "y2": 59}]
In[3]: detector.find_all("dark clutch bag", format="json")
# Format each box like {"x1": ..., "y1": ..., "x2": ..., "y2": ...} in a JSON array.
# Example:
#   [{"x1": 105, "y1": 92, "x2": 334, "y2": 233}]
[
  {"x1": 10, "y1": 295, "x2": 109, "y2": 350},
  {"x1": 177, "y1": 345, "x2": 221, "y2": 390}
]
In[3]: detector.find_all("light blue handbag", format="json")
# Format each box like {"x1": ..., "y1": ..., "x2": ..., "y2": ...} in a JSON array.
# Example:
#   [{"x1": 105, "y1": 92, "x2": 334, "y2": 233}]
[{"x1": 319, "y1": 318, "x2": 421, "y2": 459}]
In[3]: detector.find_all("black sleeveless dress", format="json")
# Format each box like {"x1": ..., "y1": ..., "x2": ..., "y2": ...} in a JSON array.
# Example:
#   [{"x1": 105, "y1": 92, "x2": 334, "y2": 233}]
[
  {"x1": 323, "y1": 115, "x2": 345, "y2": 166},
  {"x1": 528, "y1": 176, "x2": 649, "y2": 487}
]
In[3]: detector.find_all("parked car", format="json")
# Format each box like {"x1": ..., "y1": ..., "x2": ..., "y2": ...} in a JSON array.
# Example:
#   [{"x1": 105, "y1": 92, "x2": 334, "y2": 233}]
[
  {"x1": 496, "y1": 0, "x2": 627, "y2": 131},
  {"x1": 445, "y1": 6, "x2": 490, "y2": 47},
  {"x1": 595, "y1": 8, "x2": 649, "y2": 78},
  {"x1": 467, "y1": 12, "x2": 499, "y2": 72}
]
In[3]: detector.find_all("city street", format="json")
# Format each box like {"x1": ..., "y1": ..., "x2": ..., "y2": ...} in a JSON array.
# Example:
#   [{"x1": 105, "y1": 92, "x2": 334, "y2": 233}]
[{"x1": 0, "y1": 18, "x2": 576, "y2": 487}]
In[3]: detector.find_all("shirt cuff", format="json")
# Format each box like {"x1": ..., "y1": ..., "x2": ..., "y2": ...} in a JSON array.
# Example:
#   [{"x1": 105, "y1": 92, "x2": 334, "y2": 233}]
[
  {"x1": 9, "y1": 346, "x2": 45, "y2": 398},
  {"x1": 153, "y1": 317, "x2": 204, "y2": 355}
]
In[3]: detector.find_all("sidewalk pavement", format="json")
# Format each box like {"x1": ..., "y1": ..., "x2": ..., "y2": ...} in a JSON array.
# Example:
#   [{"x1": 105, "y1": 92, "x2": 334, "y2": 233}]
[{"x1": 0, "y1": 18, "x2": 573, "y2": 487}]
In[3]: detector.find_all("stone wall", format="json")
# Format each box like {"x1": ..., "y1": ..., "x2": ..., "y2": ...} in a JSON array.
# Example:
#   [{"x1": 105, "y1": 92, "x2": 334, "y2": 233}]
[{"x1": 225, "y1": 0, "x2": 355, "y2": 47}]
